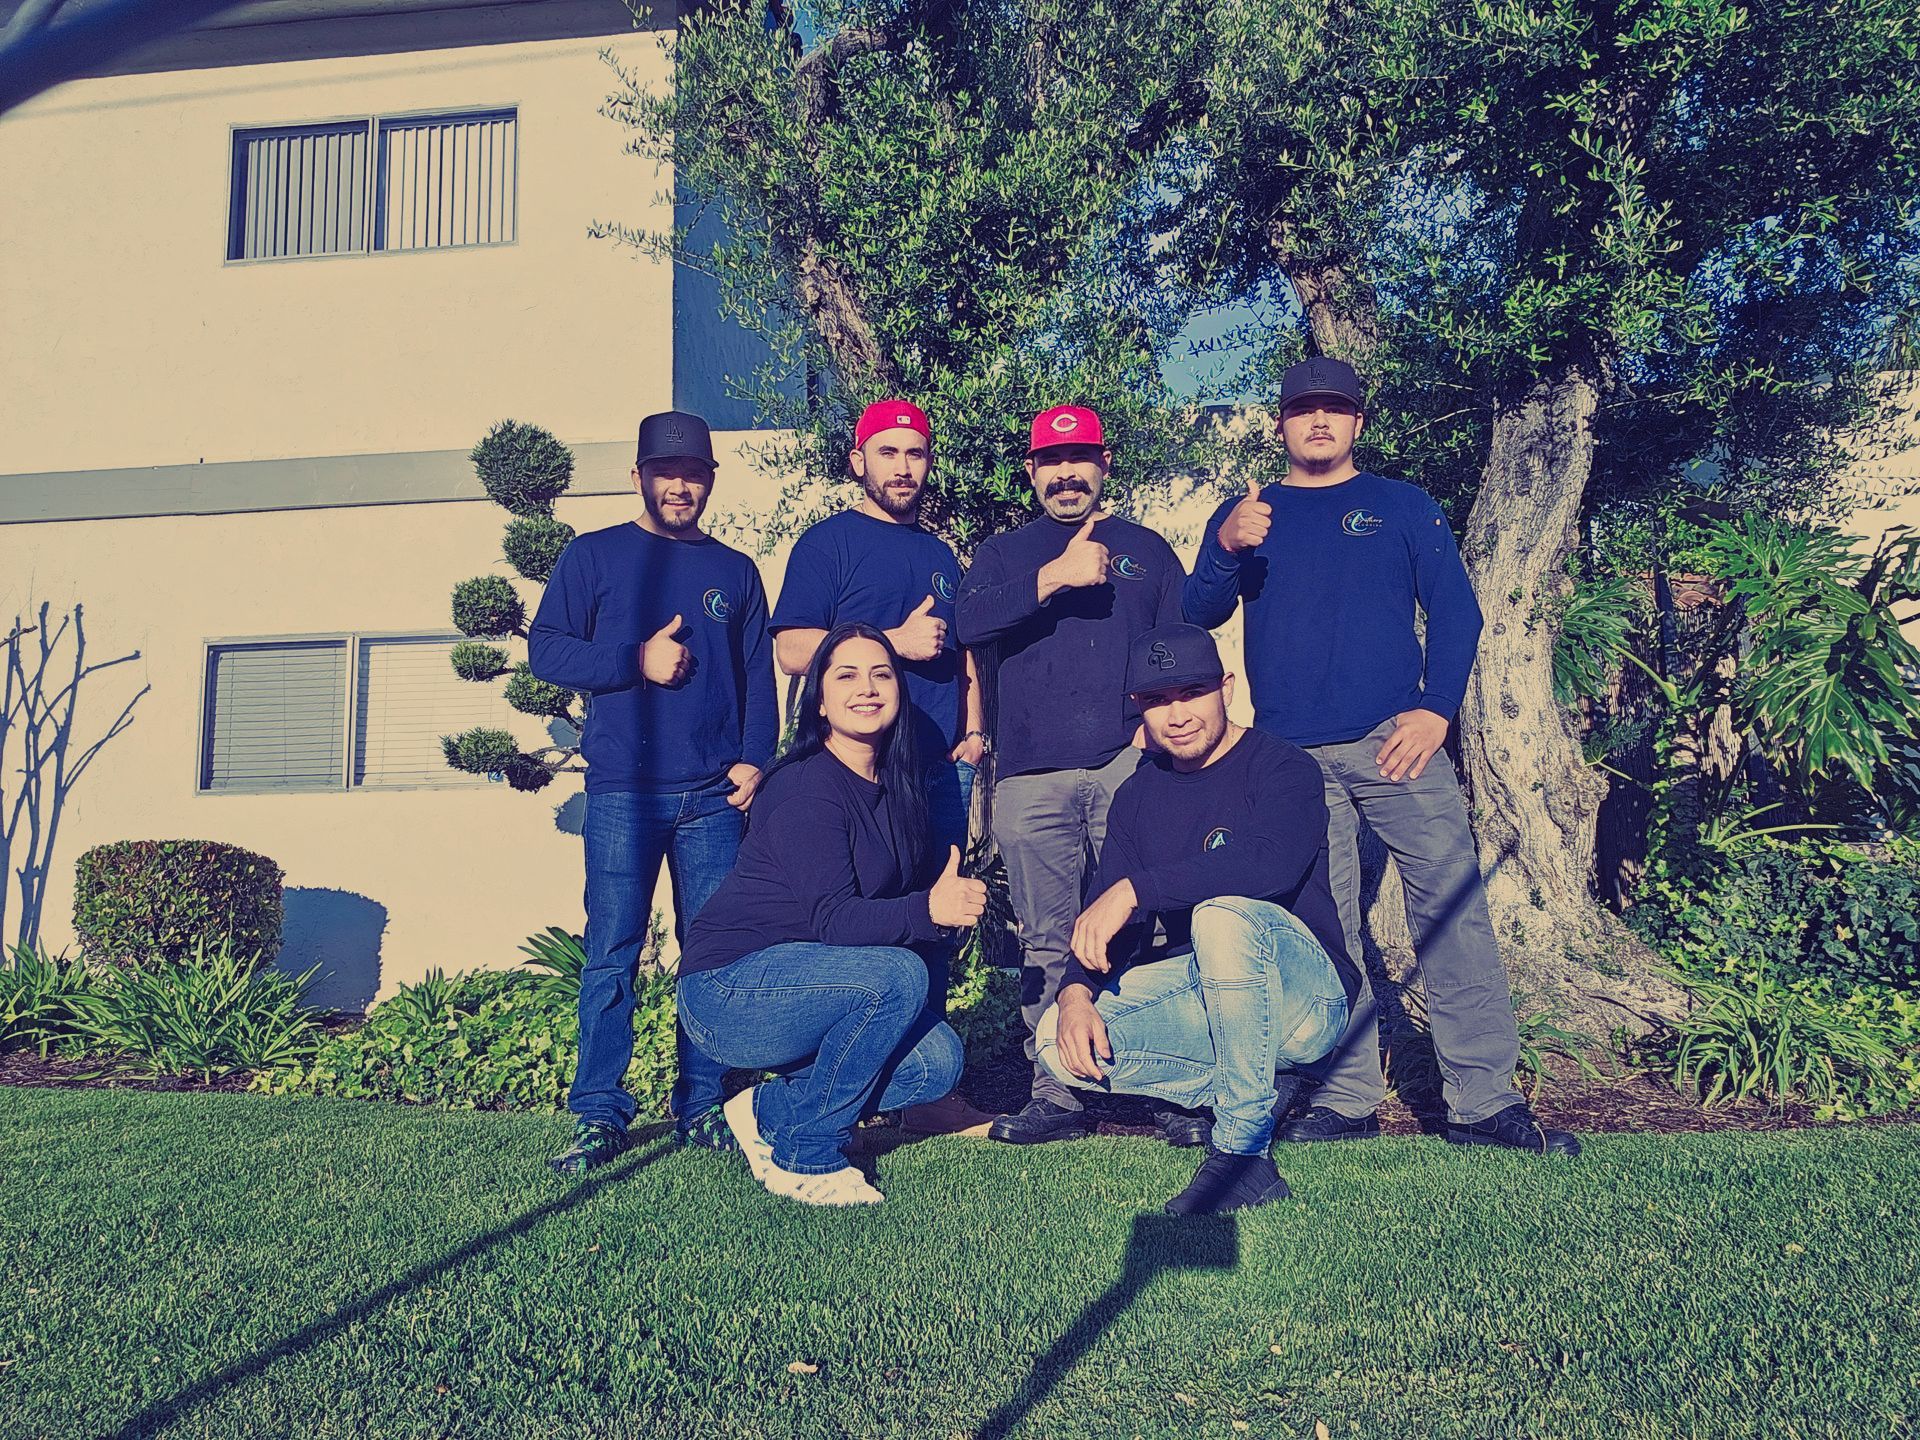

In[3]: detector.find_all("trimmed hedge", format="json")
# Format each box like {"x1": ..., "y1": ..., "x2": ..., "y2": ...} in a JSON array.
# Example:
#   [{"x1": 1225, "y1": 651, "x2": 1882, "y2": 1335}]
[{"x1": 74, "y1": 840, "x2": 284, "y2": 969}]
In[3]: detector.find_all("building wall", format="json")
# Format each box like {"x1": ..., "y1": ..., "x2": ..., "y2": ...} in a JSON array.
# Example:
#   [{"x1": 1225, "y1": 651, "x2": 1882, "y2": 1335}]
[{"x1": 0, "y1": 20, "x2": 670, "y2": 474}]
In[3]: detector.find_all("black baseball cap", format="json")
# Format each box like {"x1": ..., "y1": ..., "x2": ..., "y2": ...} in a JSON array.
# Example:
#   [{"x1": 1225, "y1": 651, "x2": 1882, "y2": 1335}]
[
  {"x1": 636, "y1": 410, "x2": 717, "y2": 467},
  {"x1": 1126, "y1": 623, "x2": 1226, "y2": 697},
  {"x1": 1278, "y1": 356, "x2": 1364, "y2": 411}
]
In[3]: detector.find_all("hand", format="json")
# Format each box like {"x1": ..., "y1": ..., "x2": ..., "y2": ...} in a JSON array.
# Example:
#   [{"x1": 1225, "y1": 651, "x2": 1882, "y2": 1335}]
[
  {"x1": 1039, "y1": 516, "x2": 1110, "y2": 596},
  {"x1": 724, "y1": 762, "x2": 762, "y2": 811},
  {"x1": 1069, "y1": 878, "x2": 1137, "y2": 974},
  {"x1": 951, "y1": 732, "x2": 987, "y2": 766},
  {"x1": 889, "y1": 594, "x2": 947, "y2": 662},
  {"x1": 640, "y1": 614, "x2": 692, "y2": 686},
  {"x1": 1054, "y1": 987, "x2": 1112, "y2": 1081},
  {"x1": 1376, "y1": 708, "x2": 1450, "y2": 782},
  {"x1": 1218, "y1": 475, "x2": 1272, "y2": 554},
  {"x1": 927, "y1": 845, "x2": 988, "y2": 929}
]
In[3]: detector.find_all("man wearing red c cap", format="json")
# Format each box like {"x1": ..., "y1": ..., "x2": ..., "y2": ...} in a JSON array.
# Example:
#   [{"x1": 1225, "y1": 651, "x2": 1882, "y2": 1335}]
[{"x1": 956, "y1": 405, "x2": 1192, "y2": 1146}]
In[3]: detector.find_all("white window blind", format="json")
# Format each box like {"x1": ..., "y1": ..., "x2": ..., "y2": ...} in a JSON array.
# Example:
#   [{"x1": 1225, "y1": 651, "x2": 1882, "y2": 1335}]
[
  {"x1": 202, "y1": 641, "x2": 348, "y2": 791},
  {"x1": 353, "y1": 636, "x2": 508, "y2": 787},
  {"x1": 228, "y1": 122, "x2": 370, "y2": 261},
  {"x1": 376, "y1": 111, "x2": 517, "y2": 252}
]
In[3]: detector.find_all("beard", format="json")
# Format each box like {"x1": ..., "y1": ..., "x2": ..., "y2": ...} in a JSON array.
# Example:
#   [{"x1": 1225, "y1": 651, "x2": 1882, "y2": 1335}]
[
  {"x1": 862, "y1": 473, "x2": 923, "y2": 518},
  {"x1": 643, "y1": 491, "x2": 704, "y2": 533},
  {"x1": 1040, "y1": 477, "x2": 1099, "y2": 520}
]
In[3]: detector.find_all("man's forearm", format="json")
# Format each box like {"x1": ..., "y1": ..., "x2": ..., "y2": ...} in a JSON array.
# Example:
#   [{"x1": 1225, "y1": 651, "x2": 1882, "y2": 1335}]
[{"x1": 773, "y1": 627, "x2": 827, "y2": 677}]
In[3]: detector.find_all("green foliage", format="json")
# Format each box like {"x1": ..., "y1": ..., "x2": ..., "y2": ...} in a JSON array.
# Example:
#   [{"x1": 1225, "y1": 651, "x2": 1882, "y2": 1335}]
[
  {"x1": 1702, "y1": 516, "x2": 1920, "y2": 795},
  {"x1": 502, "y1": 515, "x2": 577, "y2": 585},
  {"x1": 0, "y1": 944, "x2": 99, "y2": 1057},
  {"x1": 1550, "y1": 569, "x2": 1644, "y2": 708},
  {"x1": 73, "y1": 840, "x2": 284, "y2": 970},
  {"x1": 449, "y1": 641, "x2": 510, "y2": 682},
  {"x1": 1661, "y1": 968, "x2": 1920, "y2": 1119},
  {"x1": 450, "y1": 576, "x2": 525, "y2": 640},
  {"x1": 261, "y1": 924, "x2": 676, "y2": 1115},
  {"x1": 71, "y1": 938, "x2": 322, "y2": 1080},
  {"x1": 1513, "y1": 1003, "x2": 1604, "y2": 1101},
  {"x1": 944, "y1": 931, "x2": 1021, "y2": 1074},
  {"x1": 503, "y1": 663, "x2": 579, "y2": 721},
  {"x1": 441, "y1": 727, "x2": 518, "y2": 776},
  {"x1": 470, "y1": 420, "x2": 575, "y2": 519}
]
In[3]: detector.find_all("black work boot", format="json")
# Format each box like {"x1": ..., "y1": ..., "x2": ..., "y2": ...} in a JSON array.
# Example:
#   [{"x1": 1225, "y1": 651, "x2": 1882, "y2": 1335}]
[
  {"x1": 1165, "y1": 1149, "x2": 1292, "y2": 1216},
  {"x1": 1446, "y1": 1101, "x2": 1581, "y2": 1156},
  {"x1": 1275, "y1": 1106, "x2": 1382, "y2": 1143},
  {"x1": 987, "y1": 1098, "x2": 1091, "y2": 1145},
  {"x1": 1153, "y1": 1105, "x2": 1212, "y2": 1148}
]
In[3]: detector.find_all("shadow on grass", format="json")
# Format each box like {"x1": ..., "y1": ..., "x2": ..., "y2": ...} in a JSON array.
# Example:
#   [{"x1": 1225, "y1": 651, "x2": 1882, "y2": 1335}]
[
  {"x1": 109, "y1": 1135, "x2": 673, "y2": 1440},
  {"x1": 972, "y1": 1211, "x2": 1240, "y2": 1440}
]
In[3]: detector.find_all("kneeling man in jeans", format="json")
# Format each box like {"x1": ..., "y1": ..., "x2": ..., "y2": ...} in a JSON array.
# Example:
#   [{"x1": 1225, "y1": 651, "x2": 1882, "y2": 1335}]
[{"x1": 1037, "y1": 623, "x2": 1359, "y2": 1215}]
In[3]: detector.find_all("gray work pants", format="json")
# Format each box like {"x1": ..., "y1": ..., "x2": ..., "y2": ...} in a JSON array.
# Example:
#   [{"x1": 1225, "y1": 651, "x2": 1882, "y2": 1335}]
[
  {"x1": 990, "y1": 746, "x2": 1142, "y2": 1109},
  {"x1": 1305, "y1": 717, "x2": 1523, "y2": 1124}
]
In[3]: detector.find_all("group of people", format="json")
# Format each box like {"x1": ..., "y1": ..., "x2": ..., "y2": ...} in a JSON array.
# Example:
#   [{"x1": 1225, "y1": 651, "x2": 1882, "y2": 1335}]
[{"x1": 528, "y1": 358, "x2": 1580, "y2": 1219}]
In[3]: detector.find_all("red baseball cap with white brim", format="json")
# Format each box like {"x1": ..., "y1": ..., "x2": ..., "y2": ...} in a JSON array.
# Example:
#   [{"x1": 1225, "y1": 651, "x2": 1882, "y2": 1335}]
[
  {"x1": 1029, "y1": 405, "x2": 1104, "y2": 454},
  {"x1": 855, "y1": 399, "x2": 932, "y2": 449}
]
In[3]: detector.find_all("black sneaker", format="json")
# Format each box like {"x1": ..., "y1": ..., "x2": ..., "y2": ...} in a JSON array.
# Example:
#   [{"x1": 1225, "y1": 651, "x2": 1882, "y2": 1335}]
[
  {"x1": 1275, "y1": 1106, "x2": 1382, "y2": 1144},
  {"x1": 548, "y1": 1119, "x2": 631, "y2": 1176},
  {"x1": 1446, "y1": 1102, "x2": 1581, "y2": 1156},
  {"x1": 1165, "y1": 1150, "x2": 1292, "y2": 1216},
  {"x1": 987, "y1": 1098, "x2": 1092, "y2": 1145},
  {"x1": 1153, "y1": 1105, "x2": 1212, "y2": 1148},
  {"x1": 674, "y1": 1105, "x2": 741, "y2": 1154}
]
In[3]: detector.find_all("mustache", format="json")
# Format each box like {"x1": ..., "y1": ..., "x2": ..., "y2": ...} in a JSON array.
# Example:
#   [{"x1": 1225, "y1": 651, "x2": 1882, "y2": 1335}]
[{"x1": 1046, "y1": 480, "x2": 1092, "y2": 497}]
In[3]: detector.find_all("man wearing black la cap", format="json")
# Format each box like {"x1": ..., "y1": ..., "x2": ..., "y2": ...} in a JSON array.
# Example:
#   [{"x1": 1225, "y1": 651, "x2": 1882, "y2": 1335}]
[
  {"x1": 1185, "y1": 357, "x2": 1580, "y2": 1156},
  {"x1": 1033, "y1": 623, "x2": 1359, "y2": 1216},
  {"x1": 530, "y1": 409, "x2": 777, "y2": 1175}
]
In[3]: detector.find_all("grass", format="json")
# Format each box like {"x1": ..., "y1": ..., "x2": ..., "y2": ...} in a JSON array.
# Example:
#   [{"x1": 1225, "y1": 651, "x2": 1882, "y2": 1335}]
[{"x1": 2, "y1": 1090, "x2": 1917, "y2": 1440}]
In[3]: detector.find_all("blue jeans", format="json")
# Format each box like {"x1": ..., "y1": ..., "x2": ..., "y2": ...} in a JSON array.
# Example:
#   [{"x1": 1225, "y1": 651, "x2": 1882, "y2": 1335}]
[
  {"x1": 1035, "y1": 898, "x2": 1350, "y2": 1155},
  {"x1": 922, "y1": 757, "x2": 976, "y2": 1008},
  {"x1": 575, "y1": 780, "x2": 743, "y2": 1131},
  {"x1": 678, "y1": 943, "x2": 964, "y2": 1173}
]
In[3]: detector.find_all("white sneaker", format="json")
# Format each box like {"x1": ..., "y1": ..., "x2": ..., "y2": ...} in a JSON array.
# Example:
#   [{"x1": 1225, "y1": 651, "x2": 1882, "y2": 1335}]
[
  {"x1": 723, "y1": 1086, "x2": 776, "y2": 1184},
  {"x1": 764, "y1": 1163, "x2": 884, "y2": 1207}
]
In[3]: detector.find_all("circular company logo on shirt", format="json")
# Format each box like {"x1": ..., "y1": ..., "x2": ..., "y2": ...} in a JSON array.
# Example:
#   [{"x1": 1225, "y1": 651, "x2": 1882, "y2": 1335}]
[
  {"x1": 1204, "y1": 827, "x2": 1232, "y2": 851},
  {"x1": 933, "y1": 572, "x2": 956, "y2": 602},
  {"x1": 1341, "y1": 509, "x2": 1386, "y2": 537},
  {"x1": 702, "y1": 588, "x2": 733, "y2": 622},
  {"x1": 1111, "y1": 554, "x2": 1144, "y2": 579}
]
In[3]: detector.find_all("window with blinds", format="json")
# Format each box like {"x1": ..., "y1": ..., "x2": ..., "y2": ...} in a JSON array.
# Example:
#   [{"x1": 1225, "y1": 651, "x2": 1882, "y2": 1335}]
[
  {"x1": 353, "y1": 636, "x2": 507, "y2": 787},
  {"x1": 227, "y1": 109, "x2": 516, "y2": 262},
  {"x1": 201, "y1": 640, "x2": 348, "y2": 791},
  {"x1": 200, "y1": 634, "x2": 512, "y2": 794}
]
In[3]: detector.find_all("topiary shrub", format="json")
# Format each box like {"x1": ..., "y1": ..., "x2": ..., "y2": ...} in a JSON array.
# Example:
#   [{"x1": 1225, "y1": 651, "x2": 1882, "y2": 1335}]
[
  {"x1": 504, "y1": 663, "x2": 577, "y2": 719},
  {"x1": 451, "y1": 576, "x2": 525, "y2": 639},
  {"x1": 471, "y1": 420, "x2": 575, "y2": 518},
  {"x1": 73, "y1": 840, "x2": 284, "y2": 970},
  {"x1": 502, "y1": 516, "x2": 576, "y2": 585},
  {"x1": 441, "y1": 727, "x2": 518, "y2": 776},
  {"x1": 449, "y1": 640, "x2": 510, "y2": 682}
]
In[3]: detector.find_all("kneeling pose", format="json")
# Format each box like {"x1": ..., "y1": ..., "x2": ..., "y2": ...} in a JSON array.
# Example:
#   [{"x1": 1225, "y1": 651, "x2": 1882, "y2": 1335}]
[
  {"x1": 677, "y1": 623, "x2": 988, "y2": 1206},
  {"x1": 1038, "y1": 623, "x2": 1360, "y2": 1215}
]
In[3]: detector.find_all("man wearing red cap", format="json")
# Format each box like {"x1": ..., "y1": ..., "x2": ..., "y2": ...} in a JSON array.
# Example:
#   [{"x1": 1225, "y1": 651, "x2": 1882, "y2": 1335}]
[
  {"x1": 956, "y1": 405, "x2": 1191, "y2": 1146},
  {"x1": 770, "y1": 399, "x2": 989, "y2": 1133}
]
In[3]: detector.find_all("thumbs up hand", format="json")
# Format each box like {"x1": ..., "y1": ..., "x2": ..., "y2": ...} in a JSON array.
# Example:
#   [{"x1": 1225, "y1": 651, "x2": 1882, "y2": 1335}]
[
  {"x1": 640, "y1": 613, "x2": 693, "y2": 686},
  {"x1": 1039, "y1": 515, "x2": 1111, "y2": 599},
  {"x1": 928, "y1": 844, "x2": 988, "y2": 929},
  {"x1": 1218, "y1": 476, "x2": 1273, "y2": 555},
  {"x1": 888, "y1": 593, "x2": 948, "y2": 662}
]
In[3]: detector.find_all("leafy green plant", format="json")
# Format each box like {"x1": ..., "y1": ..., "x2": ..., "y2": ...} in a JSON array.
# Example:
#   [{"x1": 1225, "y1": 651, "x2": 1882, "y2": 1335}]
[
  {"x1": 74, "y1": 938, "x2": 321, "y2": 1080},
  {"x1": 73, "y1": 840, "x2": 285, "y2": 970},
  {"x1": 1513, "y1": 1003, "x2": 1604, "y2": 1101},
  {"x1": 376, "y1": 967, "x2": 465, "y2": 1034},
  {"x1": 1551, "y1": 570, "x2": 1644, "y2": 708},
  {"x1": 0, "y1": 943, "x2": 99, "y2": 1057},
  {"x1": 945, "y1": 928, "x2": 1021, "y2": 1074}
]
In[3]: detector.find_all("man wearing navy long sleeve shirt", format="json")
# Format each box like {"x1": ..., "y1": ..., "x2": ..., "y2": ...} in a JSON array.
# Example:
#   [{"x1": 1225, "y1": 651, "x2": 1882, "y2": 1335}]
[
  {"x1": 1184, "y1": 358, "x2": 1578, "y2": 1156},
  {"x1": 532, "y1": 410, "x2": 777, "y2": 1175}
]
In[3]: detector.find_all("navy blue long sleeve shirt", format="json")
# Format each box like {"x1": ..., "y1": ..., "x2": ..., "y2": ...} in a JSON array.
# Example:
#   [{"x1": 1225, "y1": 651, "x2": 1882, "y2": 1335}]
[
  {"x1": 527, "y1": 523, "x2": 776, "y2": 794},
  {"x1": 1067, "y1": 727, "x2": 1358, "y2": 1004},
  {"x1": 1183, "y1": 474, "x2": 1483, "y2": 746},
  {"x1": 678, "y1": 749, "x2": 944, "y2": 976},
  {"x1": 955, "y1": 515, "x2": 1184, "y2": 776}
]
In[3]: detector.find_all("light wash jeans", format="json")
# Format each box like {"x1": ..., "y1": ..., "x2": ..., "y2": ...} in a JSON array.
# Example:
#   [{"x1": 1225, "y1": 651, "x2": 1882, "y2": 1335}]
[
  {"x1": 1035, "y1": 898, "x2": 1349, "y2": 1155},
  {"x1": 678, "y1": 942, "x2": 964, "y2": 1174}
]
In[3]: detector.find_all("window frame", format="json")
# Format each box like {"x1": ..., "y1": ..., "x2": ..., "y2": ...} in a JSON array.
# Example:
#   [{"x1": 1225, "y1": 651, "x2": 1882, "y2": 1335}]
[
  {"x1": 222, "y1": 104, "x2": 521, "y2": 267},
  {"x1": 196, "y1": 630, "x2": 510, "y2": 796}
]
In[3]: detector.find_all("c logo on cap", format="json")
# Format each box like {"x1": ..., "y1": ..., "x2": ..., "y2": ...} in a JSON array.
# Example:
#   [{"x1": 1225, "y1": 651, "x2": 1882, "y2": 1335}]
[
  {"x1": 1148, "y1": 641, "x2": 1176, "y2": 670},
  {"x1": 1204, "y1": 827, "x2": 1232, "y2": 851},
  {"x1": 702, "y1": 588, "x2": 732, "y2": 622},
  {"x1": 1050, "y1": 412, "x2": 1078, "y2": 433},
  {"x1": 933, "y1": 572, "x2": 956, "y2": 602}
]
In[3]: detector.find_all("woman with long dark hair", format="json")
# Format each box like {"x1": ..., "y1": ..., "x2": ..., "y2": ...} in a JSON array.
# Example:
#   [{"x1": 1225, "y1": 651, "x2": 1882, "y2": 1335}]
[{"x1": 677, "y1": 622, "x2": 988, "y2": 1205}]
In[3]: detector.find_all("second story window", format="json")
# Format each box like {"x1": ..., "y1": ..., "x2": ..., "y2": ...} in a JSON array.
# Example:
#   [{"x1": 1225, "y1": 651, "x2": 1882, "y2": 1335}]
[{"x1": 227, "y1": 109, "x2": 517, "y2": 263}]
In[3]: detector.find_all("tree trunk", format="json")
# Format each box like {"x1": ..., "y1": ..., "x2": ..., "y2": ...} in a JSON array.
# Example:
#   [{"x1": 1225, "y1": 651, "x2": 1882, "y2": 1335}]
[{"x1": 1458, "y1": 367, "x2": 1687, "y2": 1035}]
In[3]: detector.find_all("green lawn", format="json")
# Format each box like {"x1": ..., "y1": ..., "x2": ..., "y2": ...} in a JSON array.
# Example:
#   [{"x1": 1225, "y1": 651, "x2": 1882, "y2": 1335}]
[{"x1": 2, "y1": 1090, "x2": 1916, "y2": 1440}]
